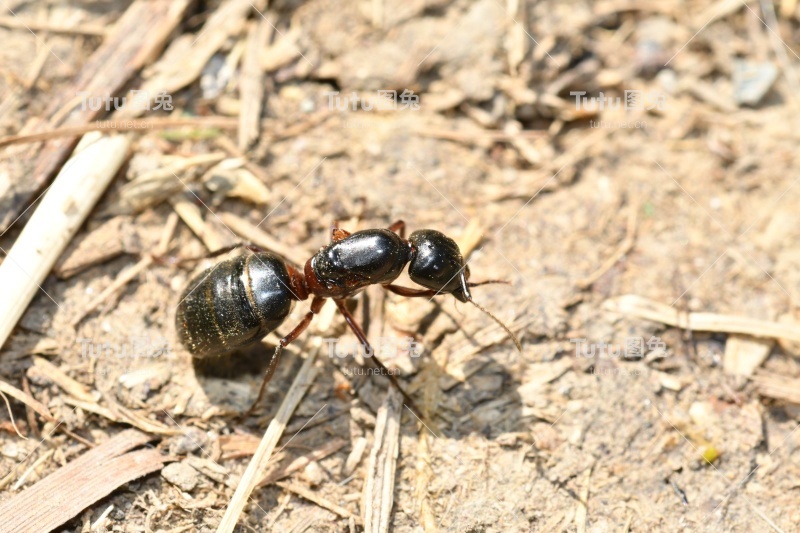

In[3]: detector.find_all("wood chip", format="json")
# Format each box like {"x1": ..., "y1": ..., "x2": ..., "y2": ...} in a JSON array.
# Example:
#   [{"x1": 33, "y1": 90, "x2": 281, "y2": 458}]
[
  {"x1": 135, "y1": 0, "x2": 267, "y2": 99},
  {"x1": 752, "y1": 371, "x2": 800, "y2": 404},
  {"x1": 362, "y1": 388, "x2": 402, "y2": 533},
  {"x1": 517, "y1": 358, "x2": 573, "y2": 401},
  {"x1": 0, "y1": 429, "x2": 167, "y2": 533},
  {"x1": 723, "y1": 334, "x2": 773, "y2": 377},
  {"x1": 341, "y1": 437, "x2": 368, "y2": 478},
  {"x1": 438, "y1": 315, "x2": 533, "y2": 391}
]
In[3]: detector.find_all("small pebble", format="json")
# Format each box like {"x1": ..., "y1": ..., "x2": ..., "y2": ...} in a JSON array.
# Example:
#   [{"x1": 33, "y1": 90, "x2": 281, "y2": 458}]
[
  {"x1": 161, "y1": 461, "x2": 199, "y2": 492},
  {"x1": 303, "y1": 461, "x2": 326, "y2": 486},
  {"x1": 168, "y1": 427, "x2": 208, "y2": 456},
  {"x1": 1, "y1": 442, "x2": 18, "y2": 459}
]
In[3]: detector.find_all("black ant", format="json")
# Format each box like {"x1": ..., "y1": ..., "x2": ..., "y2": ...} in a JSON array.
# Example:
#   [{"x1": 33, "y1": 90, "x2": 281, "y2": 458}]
[{"x1": 175, "y1": 220, "x2": 520, "y2": 415}]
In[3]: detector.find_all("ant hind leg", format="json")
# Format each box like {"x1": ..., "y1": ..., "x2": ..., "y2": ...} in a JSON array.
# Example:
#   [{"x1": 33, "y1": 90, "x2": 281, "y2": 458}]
[
  {"x1": 387, "y1": 220, "x2": 406, "y2": 238},
  {"x1": 332, "y1": 299, "x2": 424, "y2": 418},
  {"x1": 245, "y1": 296, "x2": 326, "y2": 416}
]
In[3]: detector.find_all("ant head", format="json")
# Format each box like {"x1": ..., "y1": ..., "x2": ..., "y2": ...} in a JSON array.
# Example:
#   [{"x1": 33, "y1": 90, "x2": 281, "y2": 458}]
[
  {"x1": 408, "y1": 229, "x2": 522, "y2": 352},
  {"x1": 407, "y1": 229, "x2": 471, "y2": 302}
]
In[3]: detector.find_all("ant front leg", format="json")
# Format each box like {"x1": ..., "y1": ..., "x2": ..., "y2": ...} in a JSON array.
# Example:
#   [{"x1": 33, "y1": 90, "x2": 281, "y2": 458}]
[
  {"x1": 332, "y1": 299, "x2": 423, "y2": 417},
  {"x1": 387, "y1": 220, "x2": 406, "y2": 238},
  {"x1": 247, "y1": 296, "x2": 327, "y2": 415},
  {"x1": 382, "y1": 284, "x2": 438, "y2": 298}
]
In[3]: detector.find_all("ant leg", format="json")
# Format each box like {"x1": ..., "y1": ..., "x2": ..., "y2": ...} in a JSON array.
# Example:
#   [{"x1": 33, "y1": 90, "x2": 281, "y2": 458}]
[
  {"x1": 382, "y1": 284, "x2": 438, "y2": 298},
  {"x1": 387, "y1": 220, "x2": 406, "y2": 238},
  {"x1": 246, "y1": 296, "x2": 326, "y2": 415},
  {"x1": 332, "y1": 299, "x2": 423, "y2": 417},
  {"x1": 330, "y1": 221, "x2": 351, "y2": 242}
]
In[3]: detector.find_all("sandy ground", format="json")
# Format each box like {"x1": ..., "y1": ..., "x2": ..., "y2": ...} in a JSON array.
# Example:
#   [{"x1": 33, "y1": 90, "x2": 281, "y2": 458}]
[{"x1": 1, "y1": 0, "x2": 800, "y2": 532}]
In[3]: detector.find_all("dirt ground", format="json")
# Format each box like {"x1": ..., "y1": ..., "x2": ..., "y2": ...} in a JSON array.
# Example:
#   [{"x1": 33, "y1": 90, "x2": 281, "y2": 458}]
[{"x1": 1, "y1": 0, "x2": 800, "y2": 532}]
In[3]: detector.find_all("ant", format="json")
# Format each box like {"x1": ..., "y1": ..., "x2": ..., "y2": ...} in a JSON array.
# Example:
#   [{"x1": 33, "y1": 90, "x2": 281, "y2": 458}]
[{"x1": 175, "y1": 220, "x2": 521, "y2": 416}]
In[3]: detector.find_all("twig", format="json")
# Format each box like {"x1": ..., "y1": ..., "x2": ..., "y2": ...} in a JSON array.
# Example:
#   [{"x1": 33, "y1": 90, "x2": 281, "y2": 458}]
[
  {"x1": 0, "y1": 378, "x2": 54, "y2": 422},
  {"x1": 216, "y1": 338, "x2": 323, "y2": 533},
  {"x1": 259, "y1": 438, "x2": 347, "y2": 486},
  {"x1": 276, "y1": 481, "x2": 360, "y2": 522},
  {"x1": 170, "y1": 194, "x2": 228, "y2": 252},
  {"x1": 0, "y1": 133, "x2": 131, "y2": 351},
  {"x1": 603, "y1": 294, "x2": 800, "y2": 342},
  {"x1": 362, "y1": 388, "x2": 402, "y2": 533},
  {"x1": 0, "y1": 391, "x2": 25, "y2": 439},
  {"x1": 13, "y1": 449, "x2": 54, "y2": 491},
  {"x1": 31, "y1": 357, "x2": 96, "y2": 403},
  {"x1": 219, "y1": 212, "x2": 310, "y2": 266},
  {"x1": 575, "y1": 465, "x2": 592, "y2": 533},
  {"x1": 0, "y1": 16, "x2": 107, "y2": 36},
  {"x1": 0, "y1": 117, "x2": 237, "y2": 149},
  {"x1": 238, "y1": 20, "x2": 270, "y2": 150}
]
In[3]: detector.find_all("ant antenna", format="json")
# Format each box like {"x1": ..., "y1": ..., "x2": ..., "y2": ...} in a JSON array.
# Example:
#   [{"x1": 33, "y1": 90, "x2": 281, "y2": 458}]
[{"x1": 468, "y1": 299, "x2": 522, "y2": 352}]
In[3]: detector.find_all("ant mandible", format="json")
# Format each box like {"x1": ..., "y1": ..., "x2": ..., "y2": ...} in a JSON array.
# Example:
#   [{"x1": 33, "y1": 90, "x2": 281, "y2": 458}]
[{"x1": 175, "y1": 220, "x2": 521, "y2": 415}]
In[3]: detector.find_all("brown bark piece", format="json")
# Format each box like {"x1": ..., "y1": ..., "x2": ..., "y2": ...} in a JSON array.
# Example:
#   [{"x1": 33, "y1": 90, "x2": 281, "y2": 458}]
[{"x1": 0, "y1": 429, "x2": 167, "y2": 533}]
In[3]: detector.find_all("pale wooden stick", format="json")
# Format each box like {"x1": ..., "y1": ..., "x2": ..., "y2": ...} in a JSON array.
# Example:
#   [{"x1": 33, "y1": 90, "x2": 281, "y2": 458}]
[
  {"x1": 219, "y1": 212, "x2": 309, "y2": 266},
  {"x1": 363, "y1": 388, "x2": 402, "y2": 533},
  {"x1": 170, "y1": 195, "x2": 227, "y2": 252},
  {"x1": 275, "y1": 481, "x2": 360, "y2": 522},
  {"x1": 604, "y1": 294, "x2": 800, "y2": 342},
  {"x1": 0, "y1": 117, "x2": 237, "y2": 149},
  {"x1": 0, "y1": 133, "x2": 131, "y2": 351},
  {"x1": 216, "y1": 338, "x2": 323, "y2": 533},
  {"x1": 238, "y1": 20, "x2": 270, "y2": 150},
  {"x1": 0, "y1": 16, "x2": 107, "y2": 36},
  {"x1": 32, "y1": 357, "x2": 96, "y2": 403}
]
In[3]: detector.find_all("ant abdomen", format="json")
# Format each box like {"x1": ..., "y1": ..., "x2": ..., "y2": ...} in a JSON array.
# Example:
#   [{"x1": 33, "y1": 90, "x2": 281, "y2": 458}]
[{"x1": 176, "y1": 252, "x2": 299, "y2": 358}]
